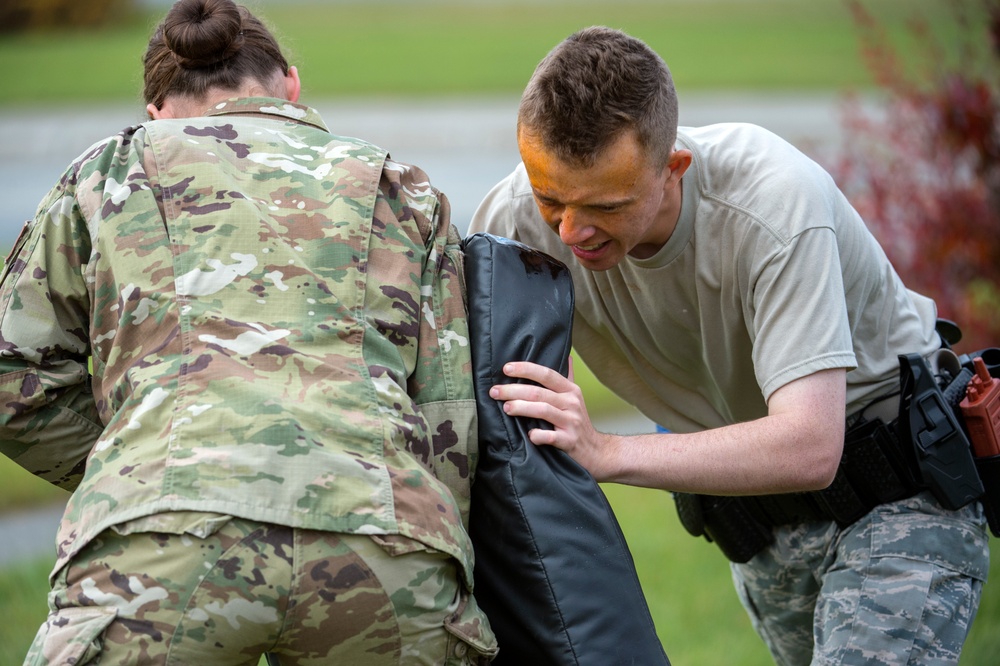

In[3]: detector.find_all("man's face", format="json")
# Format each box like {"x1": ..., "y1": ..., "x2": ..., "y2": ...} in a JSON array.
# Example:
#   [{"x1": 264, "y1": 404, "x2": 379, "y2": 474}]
[{"x1": 518, "y1": 128, "x2": 684, "y2": 272}]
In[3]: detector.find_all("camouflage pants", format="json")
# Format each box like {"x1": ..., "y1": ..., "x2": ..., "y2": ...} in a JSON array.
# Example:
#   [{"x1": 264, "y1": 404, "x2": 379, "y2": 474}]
[
  {"x1": 731, "y1": 491, "x2": 989, "y2": 666},
  {"x1": 24, "y1": 515, "x2": 497, "y2": 665}
]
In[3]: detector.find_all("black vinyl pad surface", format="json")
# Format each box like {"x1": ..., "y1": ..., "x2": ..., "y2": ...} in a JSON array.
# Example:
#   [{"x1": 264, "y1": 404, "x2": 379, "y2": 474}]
[{"x1": 463, "y1": 233, "x2": 669, "y2": 665}]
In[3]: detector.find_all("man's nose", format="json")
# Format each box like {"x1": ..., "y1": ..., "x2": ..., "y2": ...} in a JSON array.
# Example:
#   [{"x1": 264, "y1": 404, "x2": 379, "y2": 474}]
[{"x1": 557, "y1": 207, "x2": 592, "y2": 245}]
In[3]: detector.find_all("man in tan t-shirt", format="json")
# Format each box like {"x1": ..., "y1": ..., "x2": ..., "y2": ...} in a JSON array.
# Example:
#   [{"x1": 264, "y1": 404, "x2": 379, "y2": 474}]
[{"x1": 470, "y1": 26, "x2": 989, "y2": 666}]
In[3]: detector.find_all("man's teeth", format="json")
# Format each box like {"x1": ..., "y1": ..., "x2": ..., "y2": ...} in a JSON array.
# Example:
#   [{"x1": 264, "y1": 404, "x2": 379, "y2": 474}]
[{"x1": 577, "y1": 242, "x2": 603, "y2": 251}]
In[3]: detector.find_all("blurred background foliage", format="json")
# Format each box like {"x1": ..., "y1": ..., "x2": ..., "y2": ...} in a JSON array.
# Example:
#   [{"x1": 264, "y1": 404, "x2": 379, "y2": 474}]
[
  {"x1": 0, "y1": 0, "x2": 132, "y2": 33},
  {"x1": 829, "y1": 0, "x2": 1000, "y2": 353}
]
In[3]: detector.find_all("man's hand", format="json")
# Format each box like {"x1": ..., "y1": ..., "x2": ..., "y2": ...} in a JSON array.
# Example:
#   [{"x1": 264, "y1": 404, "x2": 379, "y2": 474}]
[{"x1": 489, "y1": 358, "x2": 618, "y2": 481}]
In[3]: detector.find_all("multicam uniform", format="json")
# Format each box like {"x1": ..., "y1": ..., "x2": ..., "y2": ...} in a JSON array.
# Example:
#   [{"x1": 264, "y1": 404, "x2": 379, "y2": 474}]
[
  {"x1": 0, "y1": 97, "x2": 496, "y2": 665},
  {"x1": 471, "y1": 123, "x2": 990, "y2": 666}
]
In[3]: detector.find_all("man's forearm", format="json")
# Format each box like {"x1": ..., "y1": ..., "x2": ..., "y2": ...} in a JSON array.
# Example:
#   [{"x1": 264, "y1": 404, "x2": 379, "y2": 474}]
[{"x1": 604, "y1": 414, "x2": 844, "y2": 495}]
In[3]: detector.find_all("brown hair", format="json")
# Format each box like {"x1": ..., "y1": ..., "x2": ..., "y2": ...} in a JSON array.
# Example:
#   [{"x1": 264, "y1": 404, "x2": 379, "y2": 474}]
[
  {"x1": 518, "y1": 26, "x2": 679, "y2": 168},
  {"x1": 142, "y1": 0, "x2": 289, "y2": 108}
]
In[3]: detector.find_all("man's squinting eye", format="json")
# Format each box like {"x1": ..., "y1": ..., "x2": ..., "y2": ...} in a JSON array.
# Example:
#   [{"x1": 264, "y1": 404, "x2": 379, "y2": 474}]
[{"x1": 593, "y1": 204, "x2": 622, "y2": 213}]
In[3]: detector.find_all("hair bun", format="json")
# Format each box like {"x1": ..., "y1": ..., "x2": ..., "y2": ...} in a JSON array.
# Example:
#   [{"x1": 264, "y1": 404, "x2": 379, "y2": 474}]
[{"x1": 163, "y1": 0, "x2": 244, "y2": 69}]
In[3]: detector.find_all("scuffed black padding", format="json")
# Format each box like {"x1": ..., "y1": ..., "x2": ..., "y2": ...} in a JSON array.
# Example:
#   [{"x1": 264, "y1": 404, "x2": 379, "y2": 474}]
[{"x1": 462, "y1": 233, "x2": 669, "y2": 665}]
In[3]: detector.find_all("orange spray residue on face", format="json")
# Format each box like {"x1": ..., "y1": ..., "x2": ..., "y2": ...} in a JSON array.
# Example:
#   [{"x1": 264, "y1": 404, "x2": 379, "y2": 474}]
[
  {"x1": 517, "y1": 129, "x2": 645, "y2": 211},
  {"x1": 516, "y1": 128, "x2": 689, "y2": 269}
]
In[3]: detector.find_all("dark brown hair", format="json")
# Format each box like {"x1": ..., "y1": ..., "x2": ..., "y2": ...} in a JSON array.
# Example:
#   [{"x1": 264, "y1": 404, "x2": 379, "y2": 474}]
[
  {"x1": 518, "y1": 26, "x2": 679, "y2": 168},
  {"x1": 143, "y1": 0, "x2": 289, "y2": 108}
]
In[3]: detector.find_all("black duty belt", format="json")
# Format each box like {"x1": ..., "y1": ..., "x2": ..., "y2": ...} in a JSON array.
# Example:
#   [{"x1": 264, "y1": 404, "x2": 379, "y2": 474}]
[
  {"x1": 674, "y1": 415, "x2": 922, "y2": 564},
  {"x1": 676, "y1": 350, "x2": 1000, "y2": 563},
  {"x1": 751, "y1": 415, "x2": 920, "y2": 528}
]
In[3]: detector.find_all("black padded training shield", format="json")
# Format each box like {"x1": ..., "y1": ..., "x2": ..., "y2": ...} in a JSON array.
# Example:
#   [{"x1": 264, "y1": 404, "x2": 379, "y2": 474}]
[{"x1": 462, "y1": 232, "x2": 669, "y2": 665}]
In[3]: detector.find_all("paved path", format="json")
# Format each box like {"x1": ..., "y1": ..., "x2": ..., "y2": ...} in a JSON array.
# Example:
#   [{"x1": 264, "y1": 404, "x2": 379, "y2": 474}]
[
  {"x1": 0, "y1": 503, "x2": 64, "y2": 567},
  {"x1": 0, "y1": 90, "x2": 857, "y2": 566},
  {"x1": 0, "y1": 90, "x2": 862, "y2": 246}
]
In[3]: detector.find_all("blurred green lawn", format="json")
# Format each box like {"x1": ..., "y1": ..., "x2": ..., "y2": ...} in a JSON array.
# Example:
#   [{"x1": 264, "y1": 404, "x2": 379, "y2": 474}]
[
  {"x1": 1, "y1": 0, "x2": 997, "y2": 664},
  {"x1": 0, "y1": 0, "x2": 972, "y2": 105}
]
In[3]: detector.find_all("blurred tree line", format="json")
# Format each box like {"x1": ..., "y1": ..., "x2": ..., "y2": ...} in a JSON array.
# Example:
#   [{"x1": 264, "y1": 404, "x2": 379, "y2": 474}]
[
  {"x1": 831, "y1": 0, "x2": 1000, "y2": 352},
  {"x1": 0, "y1": 0, "x2": 136, "y2": 33}
]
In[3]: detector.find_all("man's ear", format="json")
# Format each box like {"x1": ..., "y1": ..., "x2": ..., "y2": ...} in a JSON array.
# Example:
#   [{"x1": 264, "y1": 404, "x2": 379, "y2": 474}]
[
  {"x1": 665, "y1": 149, "x2": 693, "y2": 185},
  {"x1": 284, "y1": 66, "x2": 301, "y2": 103}
]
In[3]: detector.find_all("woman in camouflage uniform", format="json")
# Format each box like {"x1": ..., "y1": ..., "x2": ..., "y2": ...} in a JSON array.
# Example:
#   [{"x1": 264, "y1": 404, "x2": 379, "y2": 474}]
[{"x1": 0, "y1": 0, "x2": 497, "y2": 663}]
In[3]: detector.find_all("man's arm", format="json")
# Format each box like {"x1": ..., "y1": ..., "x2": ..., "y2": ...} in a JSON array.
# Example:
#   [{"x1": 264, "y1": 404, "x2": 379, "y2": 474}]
[{"x1": 490, "y1": 360, "x2": 846, "y2": 495}]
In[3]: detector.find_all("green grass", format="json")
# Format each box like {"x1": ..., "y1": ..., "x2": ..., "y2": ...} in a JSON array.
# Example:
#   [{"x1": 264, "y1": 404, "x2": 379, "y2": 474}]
[
  {"x1": 0, "y1": 558, "x2": 50, "y2": 663},
  {"x1": 0, "y1": 458, "x2": 67, "y2": 512},
  {"x1": 0, "y1": 0, "x2": 976, "y2": 106}
]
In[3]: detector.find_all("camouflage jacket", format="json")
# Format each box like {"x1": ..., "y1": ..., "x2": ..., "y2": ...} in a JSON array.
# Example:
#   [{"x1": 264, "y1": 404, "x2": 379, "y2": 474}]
[{"x1": 0, "y1": 98, "x2": 479, "y2": 584}]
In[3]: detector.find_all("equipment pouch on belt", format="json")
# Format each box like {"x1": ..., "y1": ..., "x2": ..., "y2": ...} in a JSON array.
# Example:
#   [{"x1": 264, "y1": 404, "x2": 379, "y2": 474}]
[
  {"x1": 674, "y1": 343, "x2": 1000, "y2": 564},
  {"x1": 673, "y1": 493, "x2": 773, "y2": 564}
]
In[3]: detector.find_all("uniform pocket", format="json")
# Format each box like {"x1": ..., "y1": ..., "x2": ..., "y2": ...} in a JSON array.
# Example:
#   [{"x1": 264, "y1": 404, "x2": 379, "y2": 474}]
[
  {"x1": 24, "y1": 606, "x2": 118, "y2": 666},
  {"x1": 443, "y1": 588, "x2": 499, "y2": 662},
  {"x1": 864, "y1": 491, "x2": 990, "y2": 581}
]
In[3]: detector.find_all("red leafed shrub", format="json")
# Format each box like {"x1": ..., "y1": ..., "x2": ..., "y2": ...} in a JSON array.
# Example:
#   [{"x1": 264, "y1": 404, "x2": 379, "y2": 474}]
[{"x1": 830, "y1": 0, "x2": 1000, "y2": 352}]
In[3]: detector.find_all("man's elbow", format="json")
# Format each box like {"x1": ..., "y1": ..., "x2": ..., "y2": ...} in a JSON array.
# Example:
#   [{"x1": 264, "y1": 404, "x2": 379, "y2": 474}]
[
  {"x1": 799, "y1": 431, "x2": 844, "y2": 491},
  {"x1": 801, "y1": 459, "x2": 839, "y2": 492}
]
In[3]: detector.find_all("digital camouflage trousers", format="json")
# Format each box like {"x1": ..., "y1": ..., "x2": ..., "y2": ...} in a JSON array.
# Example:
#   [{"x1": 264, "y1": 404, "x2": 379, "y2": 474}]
[{"x1": 732, "y1": 491, "x2": 990, "y2": 666}]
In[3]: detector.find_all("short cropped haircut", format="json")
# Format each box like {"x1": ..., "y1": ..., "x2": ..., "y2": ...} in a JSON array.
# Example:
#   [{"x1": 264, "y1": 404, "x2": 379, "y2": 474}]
[{"x1": 518, "y1": 26, "x2": 679, "y2": 168}]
